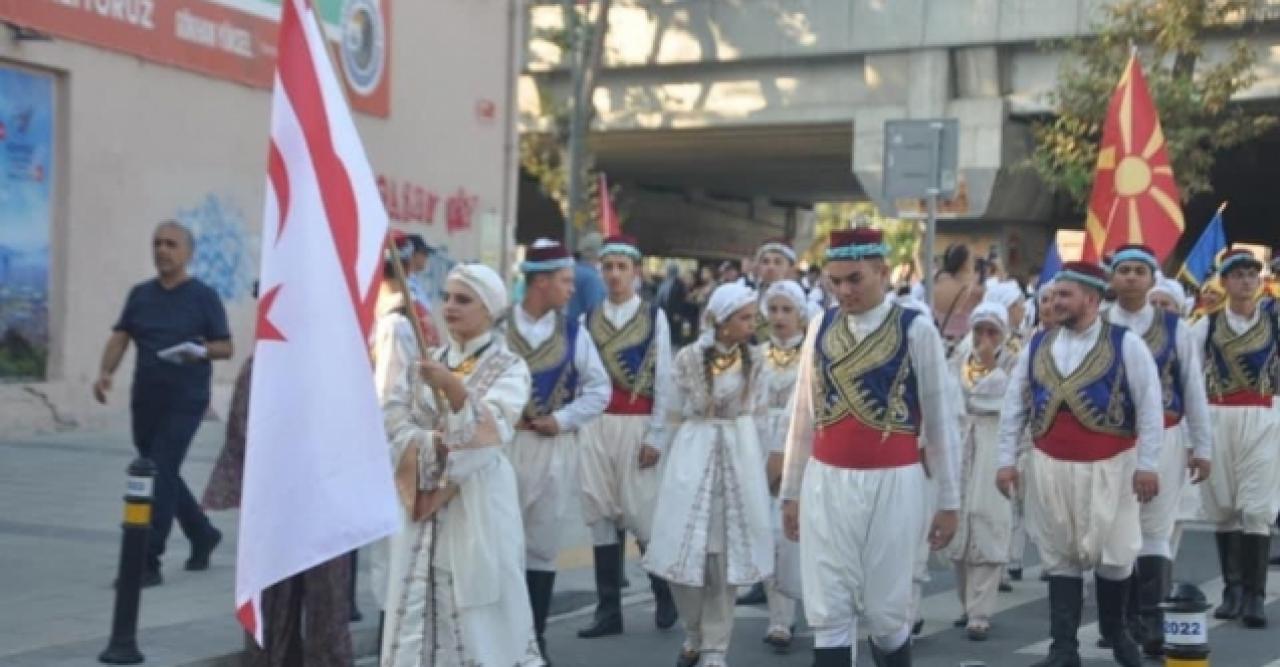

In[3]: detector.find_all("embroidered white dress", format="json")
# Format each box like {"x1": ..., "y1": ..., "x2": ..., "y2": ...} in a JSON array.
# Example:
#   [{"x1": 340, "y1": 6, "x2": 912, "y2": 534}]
[
  {"x1": 642, "y1": 341, "x2": 774, "y2": 663},
  {"x1": 378, "y1": 327, "x2": 544, "y2": 667}
]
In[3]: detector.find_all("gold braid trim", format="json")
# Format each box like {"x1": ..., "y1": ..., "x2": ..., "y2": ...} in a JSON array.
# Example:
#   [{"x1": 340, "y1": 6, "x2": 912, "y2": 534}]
[
  {"x1": 1029, "y1": 324, "x2": 1130, "y2": 439},
  {"x1": 507, "y1": 312, "x2": 576, "y2": 419},
  {"x1": 587, "y1": 305, "x2": 657, "y2": 398},
  {"x1": 1206, "y1": 309, "x2": 1278, "y2": 399},
  {"x1": 813, "y1": 305, "x2": 916, "y2": 434}
]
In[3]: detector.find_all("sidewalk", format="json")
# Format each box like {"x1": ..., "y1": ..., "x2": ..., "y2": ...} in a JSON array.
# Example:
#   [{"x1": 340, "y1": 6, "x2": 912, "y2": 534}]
[{"x1": 0, "y1": 418, "x2": 620, "y2": 666}]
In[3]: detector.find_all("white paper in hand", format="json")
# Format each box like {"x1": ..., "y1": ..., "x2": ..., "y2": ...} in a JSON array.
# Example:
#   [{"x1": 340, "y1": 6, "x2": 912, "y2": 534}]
[{"x1": 157, "y1": 342, "x2": 207, "y2": 364}]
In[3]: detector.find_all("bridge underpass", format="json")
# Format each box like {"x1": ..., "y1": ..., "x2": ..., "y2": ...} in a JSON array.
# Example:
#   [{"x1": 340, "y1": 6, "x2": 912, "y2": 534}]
[{"x1": 517, "y1": 0, "x2": 1280, "y2": 270}]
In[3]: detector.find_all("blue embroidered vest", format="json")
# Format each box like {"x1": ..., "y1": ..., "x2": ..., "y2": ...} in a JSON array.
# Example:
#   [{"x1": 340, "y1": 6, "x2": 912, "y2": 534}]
[
  {"x1": 507, "y1": 312, "x2": 580, "y2": 420},
  {"x1": 1204, "y1": 302, "x2": 1279, "y2": 401},
  {"x1": 586, "y1": 302, "x2": 658, "y2": 398},
  {"x1": 812, "y1": 304, "x2": 921, "y2": 435},
  {"x1": 1141, "y1": 310, "x2": 1184, "y2": 422},
  {"x1": 1027, "y1": 322, "x2": 1136, "y2": 440}
]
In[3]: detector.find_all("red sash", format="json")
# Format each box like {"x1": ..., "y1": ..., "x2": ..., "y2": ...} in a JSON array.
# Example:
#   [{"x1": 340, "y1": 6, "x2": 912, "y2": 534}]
[
  {"x1": 605, "y1": 383, "x2": 654, "y2": 415},
  {"x1": 813, "y1": 417, "x2": 920, "y2": 470},
  {"x1": 1209, "y1": 390, "x2": 1273, "y2": 408},
  {"x1": 1034, "y1": 412, "x2": 1135, "y2": 462}
]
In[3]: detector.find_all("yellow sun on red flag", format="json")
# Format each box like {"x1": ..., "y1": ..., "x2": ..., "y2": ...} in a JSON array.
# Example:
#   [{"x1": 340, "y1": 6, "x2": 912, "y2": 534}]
[{"x1": 1083, "y1": 53, "x2": 1184, "y2": 264}]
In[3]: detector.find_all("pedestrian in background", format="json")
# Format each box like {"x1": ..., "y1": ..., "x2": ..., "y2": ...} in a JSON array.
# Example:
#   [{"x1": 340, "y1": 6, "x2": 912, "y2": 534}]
[{"x1": 93, "y1": 221, "x2": 232, "y2": 586}]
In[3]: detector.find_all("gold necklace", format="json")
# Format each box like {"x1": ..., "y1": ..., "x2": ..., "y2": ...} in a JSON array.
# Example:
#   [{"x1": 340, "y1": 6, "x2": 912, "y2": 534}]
[
  {"x1": 963, "y1": 354, "x2": 993, "y2": 387},
  {"x1": 446, "y1": 341, "x2": 491, "y2": 377},
  {"x1": 710, "y1": 346, "x2": 742, "y2": 375},
  {"x1": 767, "y1": 343, "x2": 800, "y2": 369}
]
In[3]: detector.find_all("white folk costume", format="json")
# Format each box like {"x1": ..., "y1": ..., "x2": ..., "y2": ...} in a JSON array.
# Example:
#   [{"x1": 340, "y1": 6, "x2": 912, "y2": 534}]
[
  {"x1": 996, "y1": 262, "x2": 1164, "y2": 667},
  {"x1": 576, "y1": 235, "x2": 678, "y2": 637},
  {"x1": 1104, "y1": 246, "x2": 1214, "y2": 655},
  {"x1": 505, "y1": 240, "x2": 611, "y2": 660},
  {"x1": 782, "y1": 229, "x2": 959, "y2": 667},
  {"x1": 1190, "y1": 249, "x2": 1279, "y2": 628},
  {"x1": 946, "y1": 303, "x2": 1017, "y2": 637},
  {"x1": 644, "y1": 283, "x2": 774, "y2": 667},
  {"x1": 758, "y1": 281, "x2": 807, "y2": 646},
  {"x1": 377, "y1": 264, "x2": 544, "y2": 667}
]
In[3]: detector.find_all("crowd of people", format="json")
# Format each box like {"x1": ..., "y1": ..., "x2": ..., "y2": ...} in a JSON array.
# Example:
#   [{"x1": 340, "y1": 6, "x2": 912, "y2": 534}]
[{"x1": 97, "y1": 220, "x2": 1280, "y2": 667}]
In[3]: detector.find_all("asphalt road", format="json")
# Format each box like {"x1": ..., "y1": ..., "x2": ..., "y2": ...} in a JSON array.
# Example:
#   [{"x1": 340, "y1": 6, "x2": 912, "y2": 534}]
[{"x1": 538, "y1": 529, "x2": 1280, "y2": 667}]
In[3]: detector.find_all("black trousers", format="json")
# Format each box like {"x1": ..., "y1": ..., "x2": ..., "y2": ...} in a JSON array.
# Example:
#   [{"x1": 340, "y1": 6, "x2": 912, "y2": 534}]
[{"x1": 131, "y1": 401, "x2": 213, "y2": 569}]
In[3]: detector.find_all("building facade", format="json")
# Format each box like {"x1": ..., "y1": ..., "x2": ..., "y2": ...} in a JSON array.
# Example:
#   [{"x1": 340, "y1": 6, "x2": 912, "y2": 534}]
[{"x1": 0, "y1": 0, "x2": 523, "y2": 432}]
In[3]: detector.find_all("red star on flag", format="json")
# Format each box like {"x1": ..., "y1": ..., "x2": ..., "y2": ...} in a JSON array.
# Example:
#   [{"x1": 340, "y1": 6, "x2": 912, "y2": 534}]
[{"x1": 255, "y1": 284, "x2": 287, "y2": 343}]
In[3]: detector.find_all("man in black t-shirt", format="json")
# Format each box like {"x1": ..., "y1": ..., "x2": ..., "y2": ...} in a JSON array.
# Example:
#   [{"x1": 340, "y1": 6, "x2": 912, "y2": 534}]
[{"x1": 94, "y1": 221, "x2": 234, "y2": 586}]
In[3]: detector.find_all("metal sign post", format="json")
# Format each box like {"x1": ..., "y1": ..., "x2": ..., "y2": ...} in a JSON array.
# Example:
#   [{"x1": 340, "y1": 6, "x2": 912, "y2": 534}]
[{"x1": 883, "y1": 119, "x2": 958, "y2": 306}]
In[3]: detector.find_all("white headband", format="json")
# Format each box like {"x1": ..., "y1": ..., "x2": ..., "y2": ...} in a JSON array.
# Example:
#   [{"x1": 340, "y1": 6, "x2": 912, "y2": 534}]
[
  {"x1": 970, "y1": 301, "x2": 1010, "y2": 335},
  {"x1": 984, "y1": 281, "x2": 1023, "y2": 309},
  {"x1": 1149, "y1": 275, "x2": 1187, "y2": 311},
  {"x1": 756, "y1": 242, "x2": 797, "y2": 264},
  {"x1": 700, "y1": 282, "x2": 757, "y2": 345},
  {"x1": 448, "y1": 263, "x2": 508, "y2": 318},
  {"x1": 764, "y1": 280, "x2": 807, "y2": 315}
]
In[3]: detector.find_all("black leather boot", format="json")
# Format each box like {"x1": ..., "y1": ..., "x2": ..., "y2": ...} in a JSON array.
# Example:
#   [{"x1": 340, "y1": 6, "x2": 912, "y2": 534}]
[
  {"x1": 1241, "y1": 533, "x2": 1270, "y2": 628},
  {"x1": 736, "y1": 581, "x2": 767, "y2": 605},
  {"x1": 1030, "y1": 577, "x2": 1083, "y2": 667},
  {"x1": 867, "y1": 637, "x2": 911, "y2": 667},
  {"x1": 651, "y1": 574, "x2": 678, "y2": 629},
  {"x1": 811, "y1": 645, "x2": 852, "y2": 666},
  {"x1": 526, "y1": 570, "x2": 556, "y2": 666},
  {"x1": 637, "y1": 540, "x2": 678, "y2": 630},
  {"x1": 1136, "y1": 555, "x2": 1171, "y2": 656},
  {"x1": 579, "y1": 544, "x2": 624, "y2": 638},
  {"x1": 1095, "y1": 575, "x2": 1142, "y2": 667},
  {"x1": 1214, "y1": 531, "x2": 1245, "y2": 619}
]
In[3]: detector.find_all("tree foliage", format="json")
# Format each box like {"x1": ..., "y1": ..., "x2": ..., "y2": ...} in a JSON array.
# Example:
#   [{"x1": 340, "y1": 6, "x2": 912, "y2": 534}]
[
  {"x1": 521, "y1": 0, "x2": 615, "y2": 233},
  {"x1": 1032, "y1": 0, "x2": 1276, "y2": 209}
]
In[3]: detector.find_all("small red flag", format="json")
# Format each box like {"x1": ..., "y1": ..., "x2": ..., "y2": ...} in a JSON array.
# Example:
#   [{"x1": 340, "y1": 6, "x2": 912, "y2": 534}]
[{"x1": 597, "y1": 172, "x2": 620, "y2": 236}]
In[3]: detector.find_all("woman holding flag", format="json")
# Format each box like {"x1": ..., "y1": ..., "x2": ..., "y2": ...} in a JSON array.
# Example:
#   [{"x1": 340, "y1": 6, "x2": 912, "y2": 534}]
[{"x1": 377, "y1": 262, "x2": 544, "y2": 667}]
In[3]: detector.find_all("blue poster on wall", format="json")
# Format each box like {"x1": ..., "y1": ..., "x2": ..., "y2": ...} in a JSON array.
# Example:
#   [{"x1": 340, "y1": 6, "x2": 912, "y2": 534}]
[{"x1": 0, "y1": 65, "x2": 54, "y2": 381}]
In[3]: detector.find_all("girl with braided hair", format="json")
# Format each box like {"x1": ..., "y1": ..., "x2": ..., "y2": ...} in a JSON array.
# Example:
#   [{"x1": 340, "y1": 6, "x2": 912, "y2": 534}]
[{"x1": 643, "y1": 282, "x2": 774, "y2": 667}]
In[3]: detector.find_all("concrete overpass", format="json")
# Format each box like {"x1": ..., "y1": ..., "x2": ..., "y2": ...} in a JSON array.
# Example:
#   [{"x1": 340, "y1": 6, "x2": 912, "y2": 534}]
[{"x1": 519, "y1": 0, "x2": 1280, "y2": 269}]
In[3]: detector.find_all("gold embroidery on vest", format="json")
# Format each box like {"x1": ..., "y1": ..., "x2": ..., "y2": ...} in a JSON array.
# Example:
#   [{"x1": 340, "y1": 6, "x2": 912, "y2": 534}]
[
  {"x1": 588, "y1": 305, "x2": 656, "y2": 397},
  {"x1": 1206, "y1": 310, "x2": 1277, "y2": 399},
  {"x1": 1029, "y1": 324, "x2": 1129, "y2": 438},
  {"x1": 813, "y1": 305, "x2": 915, "y2": 435},
  {"x1": 508, "y1": 313, "x2": 575, "y2": 419}
]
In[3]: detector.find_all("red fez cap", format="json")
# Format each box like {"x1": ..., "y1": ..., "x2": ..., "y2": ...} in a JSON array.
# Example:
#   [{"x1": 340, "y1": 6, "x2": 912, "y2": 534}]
[{"x1": 1056, "y1": 261, "x2": 1110, "y2": 292}]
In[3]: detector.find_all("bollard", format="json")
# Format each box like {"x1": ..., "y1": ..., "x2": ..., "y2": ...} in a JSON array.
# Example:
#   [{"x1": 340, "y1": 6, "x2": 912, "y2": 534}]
[
  {"x1": 99, "y1": 457, "x2": 156, "y2": 665},
  {"x1": 1160, "y1": 581, "x2": 1211, "y2": 667}
]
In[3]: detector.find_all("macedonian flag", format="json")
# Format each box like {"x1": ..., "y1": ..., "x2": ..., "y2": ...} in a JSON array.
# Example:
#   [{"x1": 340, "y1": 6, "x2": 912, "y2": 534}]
[{"x1": 1082, "y1": 53, "x2": 1184, "y2": 263}]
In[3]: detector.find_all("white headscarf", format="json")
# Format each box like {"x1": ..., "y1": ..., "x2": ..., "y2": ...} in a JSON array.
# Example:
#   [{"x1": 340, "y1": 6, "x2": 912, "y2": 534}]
[
  {"x1": 1149, "y1": 274, "x2": 1188, "y2": 313},
  {"x1": 764, "y1": 280, "x2": 808, "y2": 316},
  {"x1": 970, "y1": 301, "x2": 1009, "y2": 337},
  {"x1": 448, "y1": 263, "x2": 508, "y2": 319},
  {"x1": 984, "y1": 280, "x2": 1023, "y2": 309},
  {"x1": 700, "y1": 282, "x2": 757, "y2": 345}
]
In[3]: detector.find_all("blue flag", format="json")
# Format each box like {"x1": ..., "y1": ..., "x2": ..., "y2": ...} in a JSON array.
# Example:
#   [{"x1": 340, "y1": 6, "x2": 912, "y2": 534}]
[
  {"x1": 1178, "y1": 205, "x2": 1227, "y2": 287},
  {"x1": 1039, "y1": 239, "x2": 1062, "y2": 287}
]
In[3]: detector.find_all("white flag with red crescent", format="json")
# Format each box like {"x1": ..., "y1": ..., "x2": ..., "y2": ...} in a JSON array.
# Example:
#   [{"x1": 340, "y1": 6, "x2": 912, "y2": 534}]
[{"x1": 235, "y1": 0, "x2": 399, "y2": 644}]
